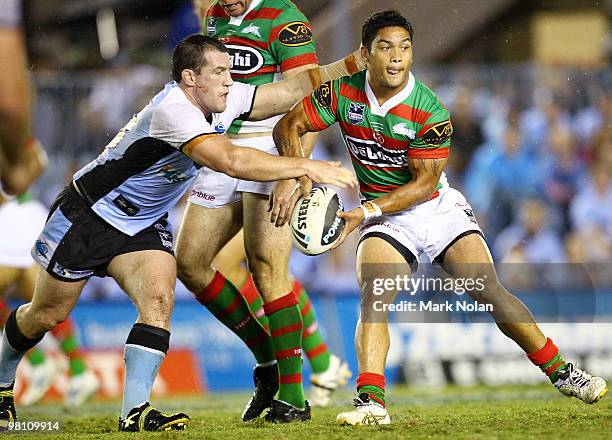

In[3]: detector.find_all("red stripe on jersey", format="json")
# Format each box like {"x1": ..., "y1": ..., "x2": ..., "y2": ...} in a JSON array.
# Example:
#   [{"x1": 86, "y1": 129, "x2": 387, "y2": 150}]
[
  {"x1": 269, "y1": 21, "x2": 313, "y2": 43},
  {"x1": 339, "y1": 120, "x2": 409, "y2": 150},
  {"x1": 408, "y1": 147, "x2": 449, "y2": 159},
  {"x1": 247, "y1": 7, "x2": 284, "y2": 20},
  {"x1": 359, "y1": 181, "x2": 401, "y2": 193},
  {"x1": 303, "y1": 98, "x2": 330, "y2": 131},
  {"x1": 280, "y1": 53, "x2": 318, "y2": 72},
  {"x1": 232, "y1": 66, "x2": 278, "y2": 79},
  {"x1": 389, "y1": 104, "x2": 432, "y2": 125},
  {"x1": 340, "y1": 83, "x2": 367, "y2": 103},
  {"x1": 224, "y1": 35, "x2": 269, "y2": 50}
]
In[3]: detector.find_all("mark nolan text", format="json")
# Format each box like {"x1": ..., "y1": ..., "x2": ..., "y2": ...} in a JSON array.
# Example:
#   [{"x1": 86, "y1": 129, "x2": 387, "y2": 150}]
[{"x1": 372, "y1": 300, "x2": 493, "y2": 313}]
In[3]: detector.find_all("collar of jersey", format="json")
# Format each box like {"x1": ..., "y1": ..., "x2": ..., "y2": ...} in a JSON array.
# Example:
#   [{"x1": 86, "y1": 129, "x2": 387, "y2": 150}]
[
  {"x1": 229, "y1": 0, "x2": 263, "y2": 26},
  {"x1": 364, "y1": 70, "x2": 415, "y2": 117}
]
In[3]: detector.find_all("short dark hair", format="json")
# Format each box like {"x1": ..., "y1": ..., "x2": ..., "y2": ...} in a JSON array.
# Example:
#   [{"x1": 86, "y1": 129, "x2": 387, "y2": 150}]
[
  {"x1": 362, "y1": 10, "x2": 414, "y2": 51},
  {"x1": 171, "y1": 34, "x2": 229, "y2": 82}
]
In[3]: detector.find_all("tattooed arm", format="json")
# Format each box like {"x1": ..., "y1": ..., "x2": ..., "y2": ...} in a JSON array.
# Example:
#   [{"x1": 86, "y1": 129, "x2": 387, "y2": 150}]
[
  {"x1": 372, "y1": 157, "x2": 446, "y2": 214},
  {"x1": 331, "y1": 156, "x2": 447, "y2": 248}
]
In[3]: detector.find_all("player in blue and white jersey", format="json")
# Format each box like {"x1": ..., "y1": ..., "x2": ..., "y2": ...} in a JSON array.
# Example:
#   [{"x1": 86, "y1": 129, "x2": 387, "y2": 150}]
[{"x1": 0, "y1": 34, "x2": 357, "y2": 432}]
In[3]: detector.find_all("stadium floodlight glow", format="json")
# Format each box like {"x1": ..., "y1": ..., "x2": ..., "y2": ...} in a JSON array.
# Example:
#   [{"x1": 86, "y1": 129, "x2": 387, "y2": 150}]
[{"x1": 96, "y1": 8, "x2": 119, "y2": 61}]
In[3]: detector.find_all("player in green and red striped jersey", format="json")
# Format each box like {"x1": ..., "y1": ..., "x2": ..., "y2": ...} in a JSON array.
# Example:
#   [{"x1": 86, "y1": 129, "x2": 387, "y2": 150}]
[
  {"x1": 201, "y1": 0, "x2": 352, "y2": 414},
  {"x1": 271, "y1": 9, "x2": 607, "y2": 426},
  {"x1": 176, "y1": 0, "x2": 360, "y2": 423}
]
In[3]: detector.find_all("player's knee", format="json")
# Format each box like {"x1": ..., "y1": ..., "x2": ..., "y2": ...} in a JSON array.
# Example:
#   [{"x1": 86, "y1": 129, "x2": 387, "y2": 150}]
[
  {"x1": 141, "y1": 289, "x2": 174, "y2": 317},
  {"x1": 34, "y1": 308, "x2": 69, "y2": 332}
]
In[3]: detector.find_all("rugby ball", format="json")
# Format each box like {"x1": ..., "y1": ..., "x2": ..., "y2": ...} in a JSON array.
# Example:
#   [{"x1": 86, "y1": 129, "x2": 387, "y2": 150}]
[{"x1": 290, "y1": 187, "x2": 345, "y2": 255}]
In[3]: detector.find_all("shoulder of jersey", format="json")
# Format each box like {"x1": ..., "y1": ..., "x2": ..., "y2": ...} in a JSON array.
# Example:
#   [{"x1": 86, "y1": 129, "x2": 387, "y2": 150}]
[{"x1": 413, "y1": 78, "x2": 447, "y2": 113}]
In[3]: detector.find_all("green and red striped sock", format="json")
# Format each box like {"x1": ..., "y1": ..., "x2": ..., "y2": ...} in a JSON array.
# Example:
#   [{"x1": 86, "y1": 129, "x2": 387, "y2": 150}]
[
  {"x1": 527, "y1": 337, "x2": 567, "y2": 383},
  {"x1": 264, "y1": 292, "x2": 305, "y2": 409},
  {"x1": 357, "y1": 372, "x2": 386, "y2": 407},
  {"x1": 240, "y1": 275, "x2": 270, "y2": 333},
  {"x1": 196, "y1": 271, "x2": 275, "y2": 364},
  {"x1": 50, "y1": 319, "x2": 86, "y2": 376},
  {"x1": 295, "y1": 280, "x2": 331, "y2": 374}
]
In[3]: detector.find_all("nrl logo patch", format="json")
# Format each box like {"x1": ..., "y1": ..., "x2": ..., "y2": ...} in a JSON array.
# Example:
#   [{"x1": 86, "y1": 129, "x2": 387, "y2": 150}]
[
  {"x1": 423, "y1": 120, "x2": 452, "y2": 146},
  {"x1": 314, "y1": 81, "x2": 332, "y2": 108},
  {"x1": 278, "y1": 21, "x2": 313, "y2": 47},
  {"x1": 207, "y1": 17, "x2": 217, "y2": 37},
  {"x1": 347, "y1": 102, "x2": 365, "y2": 125}
]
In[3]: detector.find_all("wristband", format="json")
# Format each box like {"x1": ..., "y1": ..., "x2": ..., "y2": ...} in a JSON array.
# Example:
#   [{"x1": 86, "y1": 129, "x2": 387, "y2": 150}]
[{"x1": 360, "y1": 201, "x2": 382, "y2": 220}]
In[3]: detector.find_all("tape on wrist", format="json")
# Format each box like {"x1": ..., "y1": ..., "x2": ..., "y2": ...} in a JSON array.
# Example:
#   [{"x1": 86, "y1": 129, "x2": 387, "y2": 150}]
[{"x1": 361, "y1": 201, "x2": 382, "y2": 220}]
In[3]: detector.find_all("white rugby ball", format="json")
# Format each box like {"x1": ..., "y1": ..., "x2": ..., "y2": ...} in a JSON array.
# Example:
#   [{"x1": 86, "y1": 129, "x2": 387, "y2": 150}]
[{"x1": 290, "y1": 187, "x2": 345, "y2": 255}]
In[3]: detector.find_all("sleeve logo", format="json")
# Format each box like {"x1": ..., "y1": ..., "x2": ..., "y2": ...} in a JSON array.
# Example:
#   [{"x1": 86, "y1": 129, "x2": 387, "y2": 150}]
[
  {"x1": 278, "y1": 21, "x2": 313, "y2": 47},
  {"x1": 314, "y1": 81, "x2": 332, "y2": 108},
  {"x1": 422, "y1": 120, "x2": 452, "y2": 146}
]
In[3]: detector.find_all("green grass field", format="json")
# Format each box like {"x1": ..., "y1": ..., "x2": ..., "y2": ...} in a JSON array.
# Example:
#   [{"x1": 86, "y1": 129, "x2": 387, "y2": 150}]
[{"x1": 10, "y1": 385, "x2": 611, "y2": 439}]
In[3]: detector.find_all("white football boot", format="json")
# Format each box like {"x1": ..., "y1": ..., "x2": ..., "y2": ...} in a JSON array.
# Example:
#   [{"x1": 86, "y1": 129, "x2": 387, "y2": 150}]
[
  {"x1": 309, "y1": 354, "x2": 352, "y2": 407},
  {"x1": 554, "y1": 363, "x2": 607, "y2": 404},
  {"x1": 65, "y1": 370, "x2": 100, "y2": 407},
  {"x1": 336, "y1": 393, "x2": 390, "y2": 426},
  {"x1": 19, "y1": 360, "x2": 57, "y2": 406}
]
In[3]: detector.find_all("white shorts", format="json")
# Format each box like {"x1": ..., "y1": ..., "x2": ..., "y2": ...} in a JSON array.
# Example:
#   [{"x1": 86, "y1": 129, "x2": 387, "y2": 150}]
[
  {"x1": 188, "y1": 136, "x2": 277, "y2": 208},
  {"x1": 358, "y1": 188, "x2": 483, "y2": 265},
  {"x1": 0, "y1": 199, "x2": 48, "y2": 268}
]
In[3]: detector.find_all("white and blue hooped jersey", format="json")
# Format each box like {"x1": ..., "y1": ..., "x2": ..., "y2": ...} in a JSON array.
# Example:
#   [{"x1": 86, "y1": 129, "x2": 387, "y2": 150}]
[{"x1": 73, "y1": 81, "x2": 256, "y2": 236}]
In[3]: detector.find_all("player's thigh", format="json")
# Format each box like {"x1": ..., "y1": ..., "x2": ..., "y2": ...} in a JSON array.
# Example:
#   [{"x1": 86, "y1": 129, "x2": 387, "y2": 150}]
[
  {"x1": 357, "y1": 236, "x2": 412, "y2": 310},
  {"x1": 441, "y1": 232, "x2": 498, "y2": 282},
  {"x1": 107, "y1": 250, "x2": 176, "y2": 328},
  {"x1": 0, "y1": 266, "x2": 20, "y2": 293},
  {"x1": 242, "y1": 192, "x2": 292, "y2": 277},
  {"x1": 175, "y1": 201, "x2": 243, "y2": 270}
]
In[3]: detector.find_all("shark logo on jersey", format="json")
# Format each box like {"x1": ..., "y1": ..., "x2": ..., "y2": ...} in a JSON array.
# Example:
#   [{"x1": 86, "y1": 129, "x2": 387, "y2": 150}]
[
  {"x1": 207, "y1": 17, "x2": 217, "y2": 36},
  {"x1": 242, "y1": 24, "x2": 262, "y2": 38},
  {"x1": 347, "y1": 102, "x2": 365, "y2": 125},
  {"x1": 392, "y1": 123, "x2": 416, "y2": 139},
  {"x1": 214, "y1": 123, "x2": 226, "y2": 133},
  {"x1": 157, "y1": 165, "x2": 189, "y2": 183}
]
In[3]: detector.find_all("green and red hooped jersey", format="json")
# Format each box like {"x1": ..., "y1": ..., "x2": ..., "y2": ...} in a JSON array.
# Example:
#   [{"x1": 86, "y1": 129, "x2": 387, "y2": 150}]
[
  {"x1": 303, "y1": 70, "x2": 452, "y2": 201},
  {"x1": 204, "y1": 0, "x2": 318, "y2": 135}
]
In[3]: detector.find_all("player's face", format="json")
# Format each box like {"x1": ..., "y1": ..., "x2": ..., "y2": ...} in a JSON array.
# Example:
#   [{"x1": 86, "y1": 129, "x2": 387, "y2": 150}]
[
  {"x1": 193, "y1": 50, "x2": 234, "y2": 113},
  {"x1": 219, "y1": 0, "x2": 251, "y2": 17},
  {"x1": 366, "y1": 26, "x2": 413, "y2": 91}
]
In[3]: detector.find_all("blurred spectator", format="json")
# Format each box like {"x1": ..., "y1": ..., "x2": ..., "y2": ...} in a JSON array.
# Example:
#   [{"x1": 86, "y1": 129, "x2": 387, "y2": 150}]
[
  {"x1": 446, "y1": 86, "x2": 484, "y2": 181},
  {"x1": 494, "y1": 198, "x2": 566, "y2": 264},
  {"x1": 541, "y1": 124, "x2": 587, "y2": 234},
  {"x1": 569, "y1": 163, "x2": 612, "y2": 263}
]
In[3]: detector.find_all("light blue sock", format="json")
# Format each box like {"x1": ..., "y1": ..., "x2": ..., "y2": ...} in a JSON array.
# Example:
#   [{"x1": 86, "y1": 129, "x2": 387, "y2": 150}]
[
  {"x1": 121, "y1": 344, "x2": 165, "y2": 418},
  {"x1": 0, "y1": 331, "x2": 27, "y2": 388}
]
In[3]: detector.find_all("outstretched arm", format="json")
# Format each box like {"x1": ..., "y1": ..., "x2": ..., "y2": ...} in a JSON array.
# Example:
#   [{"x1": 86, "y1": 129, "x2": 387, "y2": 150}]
[
  {"x1": 247, "y1": 50, "x2": 365, "y2": 121},
  {"x1": 182, "y1": 133, "x2": 356, "y2": 188}
]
